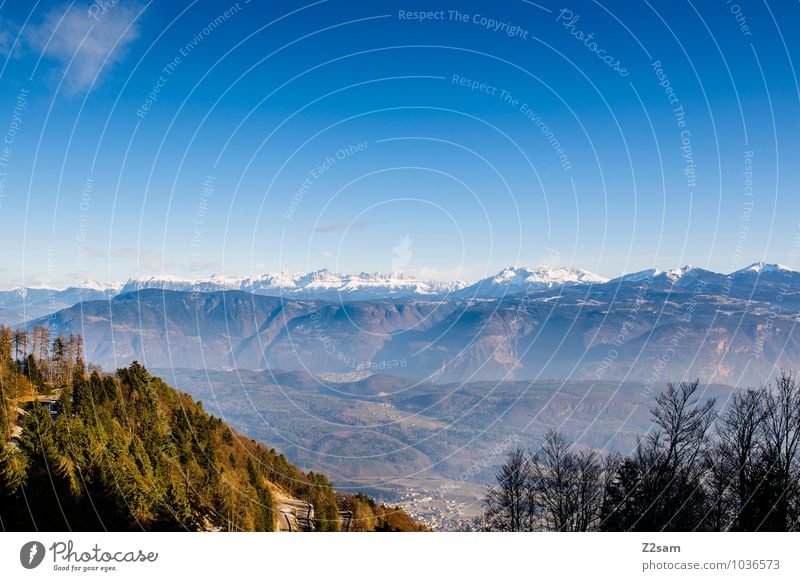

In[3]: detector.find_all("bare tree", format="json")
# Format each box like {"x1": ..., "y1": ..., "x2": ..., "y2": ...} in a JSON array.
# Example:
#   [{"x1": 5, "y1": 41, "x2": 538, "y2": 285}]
[
  {"x1": 531, "y1": 431, "x2": 574, "y2": 531},
  {"x1": 31, "y1": 327, "x2": 39, "y2": 364},
  {"x1": 484, "y1": 377, "x2": 800, "y2": 532},
  {"x1": 38, "y1": 326, "x2": 50, "y2": 363},
  {"x1": 574, "y1": 448, "x2": 605, "y2": 531},
  {"x1": 707, "y1": 388, "x2": 768, "y2": 530},
  {"x1": 651, "y1": 380, "x2": 717, "y2": 472},
  {"x1": 531, "y1": 431, "x2": 605, "y2": 531},
  {"x1": 760, "y1": 371, "x2": 800, "y2": 530},
  {"x1": 603, "y1": 381, "x2": 716, "y2": 531},
  {"x1": 484, "y1": 447, "x2": 532, "y2": 531}
]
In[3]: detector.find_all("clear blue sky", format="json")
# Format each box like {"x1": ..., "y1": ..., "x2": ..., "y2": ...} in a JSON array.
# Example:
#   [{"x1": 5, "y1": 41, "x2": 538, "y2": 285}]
[{"x1": 0, "y1": 0, "x2": 798, "y2": 288}]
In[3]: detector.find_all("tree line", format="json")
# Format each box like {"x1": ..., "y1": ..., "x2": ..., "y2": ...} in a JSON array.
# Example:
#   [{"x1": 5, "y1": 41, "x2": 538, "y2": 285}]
[
  {"x1": 483, "y1": 375, "x2": 800, "y2": 531},
  {"x1": 0, "y1": 325, "x2": 85, "y2": 399}
]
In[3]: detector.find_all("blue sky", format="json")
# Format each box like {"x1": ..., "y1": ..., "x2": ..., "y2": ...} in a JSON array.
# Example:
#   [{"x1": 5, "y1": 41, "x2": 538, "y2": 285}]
[{"x1": 0, "y1": 0, "x2": 798, "y2": 288}]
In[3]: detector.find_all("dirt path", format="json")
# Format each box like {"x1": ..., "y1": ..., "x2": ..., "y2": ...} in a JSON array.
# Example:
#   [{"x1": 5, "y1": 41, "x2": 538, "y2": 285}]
[{"x1": 270, "y1": 486, "x2": 314, "y2": 532}]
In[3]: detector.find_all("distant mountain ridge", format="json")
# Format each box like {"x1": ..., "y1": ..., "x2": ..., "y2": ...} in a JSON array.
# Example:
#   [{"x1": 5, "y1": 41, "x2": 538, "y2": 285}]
[
  {"x1": 452, "y1": 266, "x2": 608, "y2": 298},
  {"x1": 2, "y1": 262, "x2": 797, "y2": 323},
  {"x1": 0, "y1": 284, "x2": 117, "y2": 324},
  {"x1": 27, "y1": 259, "x2": 800, "y2": 386},
  {"x1": 118, "y1": 269, "x2": 467, "y2": 299}
]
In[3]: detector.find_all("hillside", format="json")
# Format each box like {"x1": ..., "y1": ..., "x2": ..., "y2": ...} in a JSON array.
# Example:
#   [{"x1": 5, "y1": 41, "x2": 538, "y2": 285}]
[{"x1": 0, "y1": 326, "x2": 422, "y2": 532}]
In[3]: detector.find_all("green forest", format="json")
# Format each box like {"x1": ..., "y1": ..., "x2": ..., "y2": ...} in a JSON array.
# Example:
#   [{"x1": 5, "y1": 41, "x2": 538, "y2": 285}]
[{"x1": 0, "y1": 325, "x2": 422, "y2": 532}]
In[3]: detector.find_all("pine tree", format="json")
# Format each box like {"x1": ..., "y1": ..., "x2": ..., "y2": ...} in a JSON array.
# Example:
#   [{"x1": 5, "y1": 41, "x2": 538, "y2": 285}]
[
  {"x1": 12, "y1": 330, "x2": 27, "y2": 364},
  {"x1": 0, "y1": 326, "x2": 12, "y2": 365}
]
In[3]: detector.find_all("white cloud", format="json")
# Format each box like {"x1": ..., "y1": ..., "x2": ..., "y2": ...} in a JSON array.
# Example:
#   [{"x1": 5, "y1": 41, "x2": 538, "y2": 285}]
[{"x1": 26, "y1": 2, "x2": 141, "y2": 94}]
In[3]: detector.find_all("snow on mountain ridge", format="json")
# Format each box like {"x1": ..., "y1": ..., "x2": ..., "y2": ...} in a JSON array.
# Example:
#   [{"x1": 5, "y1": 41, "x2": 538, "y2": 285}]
[
  {"x1": 610, "y1": 265, "x2": 735, "y2": 285},
  {"x1": 79, "y1": 278, "x2": 122, "y2": 292},
  {"x1": 119, "y1": 269, "x2": 469, "y2": 298},
  {"x1": 8, "y1": 263, "x2": 798, "y2": 299},
  {"x1": 665, "y1": 265, "x2": 698, "y2": 282},
  {"x1": 734, "y1": 262, "x2": 792, "y2": 274},
  {"x1": 453, "y1": 266, "x2": 608, "y2": 298},
  {"x1": 488, "y1": 266, "x2": 607, "y2": 286},
  {"x1": 608, "y1": 268, "x2": 662, "y2": 283}
]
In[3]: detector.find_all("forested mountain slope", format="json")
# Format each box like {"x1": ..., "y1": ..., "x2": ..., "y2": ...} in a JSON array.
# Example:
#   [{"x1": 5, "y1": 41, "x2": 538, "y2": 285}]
[{"x1": 0, "y1": 325, "x2": 422, "y2": 531}]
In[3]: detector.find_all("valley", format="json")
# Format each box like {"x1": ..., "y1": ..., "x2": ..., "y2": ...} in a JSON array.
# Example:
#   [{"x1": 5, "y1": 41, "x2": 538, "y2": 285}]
[
  {"x1": 5, "y1": 263, "x2": 794, "y2": 528},
  {"x1": 155, "y1": 367, "x2": 738, "y2": 528}
]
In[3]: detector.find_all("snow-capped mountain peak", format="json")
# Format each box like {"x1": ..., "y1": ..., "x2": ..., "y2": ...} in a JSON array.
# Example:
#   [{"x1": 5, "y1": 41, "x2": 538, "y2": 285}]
[
  {"x1": 735, "y1": 262, "x2": 791, "y2": 275},
  {"x1": 496, "y1": 266, "x2": 606, "y2": 285},
  {"x1": 121, "y1": 275, "x2": 196, "y2": 293},
  {"x1": 77, "y1": 279, "x2": 122, "y2": 293},
  {"x1": 457, "y1": 265, "x2": 607, "y2": 298},
  {"x1": 609, "y1": 268, "x2": 662, "y2": 284},
  {"x1": 665, "y1": 265, "x2": 697, "y2": 282}
]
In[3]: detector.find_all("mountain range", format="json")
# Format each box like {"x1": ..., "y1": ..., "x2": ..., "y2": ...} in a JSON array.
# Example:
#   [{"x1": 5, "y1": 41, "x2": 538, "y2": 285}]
[
  {"x1": 0, "y1": 284, "x2": 115, "y2": 324},
  {"x1": 3, "y1": 261, "x2": 795, "y2": 320},
  {"x1": 18, "y1": 262, "x2": 800, "y2": 386}
]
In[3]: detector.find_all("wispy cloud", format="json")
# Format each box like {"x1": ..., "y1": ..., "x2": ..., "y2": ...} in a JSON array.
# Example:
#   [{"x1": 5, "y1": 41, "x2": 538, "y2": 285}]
[
  {"x1": 0, "y1": 27, "x2": 12, "y2": 56},
  {"x1": 314, "y1": 222, "x2": 368, "y2": 233},
  {"x1": 0, "y1": 15, "x2": 26, "y2": 58},
  {"x1": 26, "y1": 2, "x2": 142, "y2": 94},
  {"x1": 113, "y1": 248, "x2": 177, "y2": 271},
  {"x1": 83, "y1": 245, "x2": 106, "y2": 258}
]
